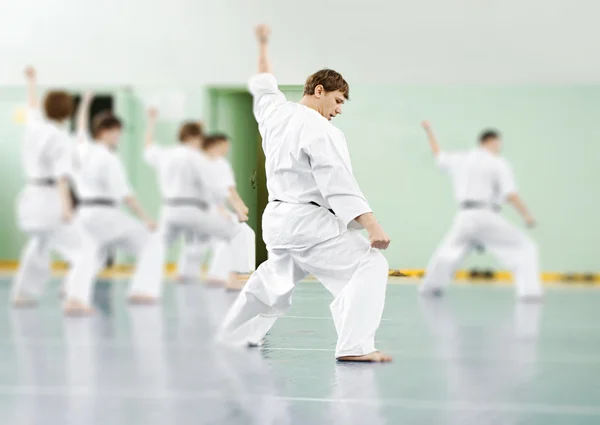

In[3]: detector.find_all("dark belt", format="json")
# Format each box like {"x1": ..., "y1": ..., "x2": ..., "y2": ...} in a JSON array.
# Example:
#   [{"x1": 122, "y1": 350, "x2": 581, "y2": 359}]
[
  {"x1": 164, "y1": 198, "x2": 209, "y2": 210},
  {"x1": 273, "y1": 199, "x2": 335, "y2": 216},
  {"x1": 29, "y1": 178, "x2": 56, "y2": 186},
  {"x1": 79, "y1": 199, "x2": 116, "y2": 207},
  {"x1": 460, "y1": 201, "x2": 500, "y2": 212}
]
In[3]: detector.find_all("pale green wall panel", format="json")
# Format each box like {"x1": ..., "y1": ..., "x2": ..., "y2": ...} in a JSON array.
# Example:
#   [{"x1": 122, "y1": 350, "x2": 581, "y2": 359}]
[
  {"x1": 0, "y1": 88, "x2": 28, "y2": 259},
  {"x1": 334, "y1": 85, "x2": 600, "y2": 272},
  {"x1": 1, "y1": 84, "x2": 598, "y2": 273}
]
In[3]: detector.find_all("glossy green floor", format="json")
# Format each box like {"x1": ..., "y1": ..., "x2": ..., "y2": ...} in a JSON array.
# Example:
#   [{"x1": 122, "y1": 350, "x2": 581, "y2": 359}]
[{"x1": 0, "y1": 278, "x2": 599, "y2": 424}]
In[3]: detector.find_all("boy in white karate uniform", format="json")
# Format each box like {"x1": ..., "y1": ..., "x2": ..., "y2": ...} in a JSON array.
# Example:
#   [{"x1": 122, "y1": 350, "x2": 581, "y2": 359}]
[
  {"x1": 419, "y1": 121, "x2": 542, "y2": 301},
  {"x1": 128, "y1": 116, "x2": 241, "y2": 303},
  {"x1": 176, "y1": 133, "x2": 255, "y2": 288},
  {"x1": 11, "y1": 67, "x2": 98, "y2": 316},
  {"x1": 66, "y1": 93, "x2": 156, "y2": 310},
  {"x1": 218, "y1": 26, "x2": 392, "y2": 363}
]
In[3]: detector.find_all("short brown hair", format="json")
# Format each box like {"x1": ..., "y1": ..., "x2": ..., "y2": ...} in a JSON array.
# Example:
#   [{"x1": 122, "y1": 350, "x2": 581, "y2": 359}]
[
  {"x1": 178, "y1": 121, "x2": 203, "y2": 142},
  {"x1": 203, "y1": 133, "x2": 229, "y2": 150},
  {"x1": 43, "y1": 91, "x2": 74, "y2": 121},
  {"x1": 479, "y1": 129, "x2": 501, "y2": 144},
  {"x1": 92, "y1": 111, "x2": 123, "y2": 138},
  {"x1": 303, "y1": 69, "x2": 349, "y2": 100}
]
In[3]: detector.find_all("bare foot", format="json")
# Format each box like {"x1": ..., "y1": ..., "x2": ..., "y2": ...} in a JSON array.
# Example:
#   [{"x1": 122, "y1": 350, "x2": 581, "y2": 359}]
[
  {"x1": 128, "y1": 293, "x2": 159, "y2": 305},
  {"x1": 175, "y1": 274, "x2": 188, "y2": 284},
  {"x1": 336, "y1": 351, "x2": 393, "y2": 363},
  {"x1": 204, "y1": 278, "x2": 226, "y2": 288},
  {"x1": 225, "y1": 275, "x2": 246, "y2": 292},
  {"x1": 64, "y1": 299, "x2": 95, "y2": 316},
  {"x1": 12, "y1": 296, "x2": 38, "y2": 308},
  {"x1": 518, "y1": 294, "x2": 544, "y2": 303},
  {"x1": 419, "y1": 287, "x2": 444, "y2": 298}
]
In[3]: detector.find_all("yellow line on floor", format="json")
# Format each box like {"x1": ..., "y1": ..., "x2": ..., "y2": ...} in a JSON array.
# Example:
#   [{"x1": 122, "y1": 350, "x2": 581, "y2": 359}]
[{"x1": 0, "y1": 261, "x2": 598, "y2": 284}]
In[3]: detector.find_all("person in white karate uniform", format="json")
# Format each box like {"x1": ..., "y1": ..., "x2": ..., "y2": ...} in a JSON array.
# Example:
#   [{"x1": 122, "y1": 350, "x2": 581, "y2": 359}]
[
  {"x1": 419, "y1": 121, "x2": 542, "y2": 301},
  {"x1": 11, "y1": 67, "x2": 98, "y2": 315},
  {"x1": 128, "y1": 114, "x2": 242, "y2": 304},
  {"x1": 176, "y1": 133, "x2": 255, "y2": 288},
  {"x1": 217, "y1": 26, "x2": 392, "y2": 363},
  {"x1": 67, "y1": 93, "x2": 156, "y2": 308},
  {"x1": 175, "y1": 232, "x2": 207, "y2": 282}
]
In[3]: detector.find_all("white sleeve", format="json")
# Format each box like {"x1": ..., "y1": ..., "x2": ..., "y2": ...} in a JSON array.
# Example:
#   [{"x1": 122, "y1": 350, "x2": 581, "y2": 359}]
[
  {"x1": 497, "y1": 160, "x2": 518, "y2": 199},
  {"x1": 305, "y1": 130, "x2": 372, "y2": 228},
  {"x1": 144, "y1": 145, "x2": 163, "y2": 167},
  {"x1": 248, "y1": 73, "x2": 286, "y2": 125},
  {"x1": 194, "y1": 154, "x2": 228, "y2": 203},
  {"x1": 436, "y1": 152, "x2": 460, "y2": 172},
  {"x1": 49, "y1": 132, "x2": 75, "y2": 179},
  {"x1": 107, "y1": 156, "x2": 133, "y2": 200},
  {"x1": 222, "y1": 160, "x2": 236, "y2": 189},
  {"x1": 25, "y1": 106, "x2": 43, "y2": 126}
]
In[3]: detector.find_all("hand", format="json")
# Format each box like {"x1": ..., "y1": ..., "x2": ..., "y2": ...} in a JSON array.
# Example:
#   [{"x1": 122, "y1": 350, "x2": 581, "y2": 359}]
[
  {"x1": 525, "y1": 216, "x2": 536, "y2": 228},
  {"x1": 236, "y1": 211, "x2": 248, "y2": 223},
  {"x1": 366, "y1": 222, "x2": 391, "y2": 250},
  {"x1": 421, "y1": 120, "x2": 432, "y2": 131},
  {"x1": 24, "y1": 66, "x2": 36, "y2": 80},
  {"x1": 145, "y1": 219, "x2": 157, "y2": 231},
  {"x1": 148, "y1": 107, "x2": 158, "y2": 120},
  {"x1": 255, "y1": 24, "x2": 271, "y2": 43}
]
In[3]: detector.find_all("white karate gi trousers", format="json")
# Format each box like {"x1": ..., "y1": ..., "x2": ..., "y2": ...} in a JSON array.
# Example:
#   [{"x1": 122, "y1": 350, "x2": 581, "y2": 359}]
[
  {"x1": 68, "y1": 206, "x2": 150, "y2": 303},
  {"x1": 177, "y1": 222, "x2": 255, "y2": 281},
  {"x1": 217, "y1": 226, "x2": 389, "y2": 359},
  {"x1": 12, "y1": 186, "x2": 98, "y2": 305},
  {"x1": 420, "y1": 209, "x2": 542, "y2": 298},
  {"x1": 129, "y1": 205, "x2": 239, "y2": 298},
  {"x1": 176, "y1": 233, "x2": 208, "y2": 280}
]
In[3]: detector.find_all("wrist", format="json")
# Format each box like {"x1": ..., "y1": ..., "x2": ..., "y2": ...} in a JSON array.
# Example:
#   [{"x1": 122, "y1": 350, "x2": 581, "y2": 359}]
[{"x1": 356, "y1": 212, "x2": 377, "y2": 229}]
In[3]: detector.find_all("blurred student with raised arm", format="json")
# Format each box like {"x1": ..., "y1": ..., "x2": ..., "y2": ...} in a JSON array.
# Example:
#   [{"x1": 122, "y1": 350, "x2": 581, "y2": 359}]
[{"x1": 419, "y1": 121, "x2": 542, "y2": 301}]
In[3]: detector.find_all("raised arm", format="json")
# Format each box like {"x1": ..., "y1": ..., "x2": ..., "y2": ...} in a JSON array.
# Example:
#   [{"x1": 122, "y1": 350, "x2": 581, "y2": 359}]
[
  {"x1": 248, "y1": 26, "x2": 286, "y2": 124},
  {"x1": 421, "y1": 120, "x2": 441, "y2": 156},
  {"x1": 24, "y1": 66, "x2": 38, "y2": 109},
  {"x1": 76, "y1": 91, "x2": 94, "y2": 142},
  {"x1": 145, "y1": 107, "x2": 158, "y2": 148},
  {"x1": 255, "y1": 24, "x2": 272, "y2": 74}
]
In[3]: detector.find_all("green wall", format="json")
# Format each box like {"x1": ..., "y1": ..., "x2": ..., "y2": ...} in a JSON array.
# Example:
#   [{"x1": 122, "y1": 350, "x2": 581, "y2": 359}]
[
  {"x1": 0, "y1": 87, "x2": 28, "y2": 258},
  {"x1": 1, "y1": 85, "x2": 598, "y2": 273},
  {"x1": 333, "y1": 85, "x2": 600, "y2": 272}
]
